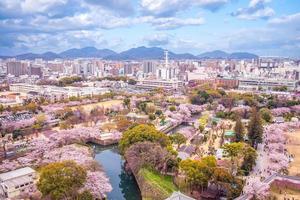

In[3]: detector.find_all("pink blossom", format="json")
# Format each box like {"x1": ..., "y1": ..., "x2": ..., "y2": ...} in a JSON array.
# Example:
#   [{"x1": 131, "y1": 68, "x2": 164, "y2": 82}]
[
  {"x1": 243, "y1": 177, "x2": 270, "y2": 199},
  {"x1": 81, "y1": 171, "x2": 112, "y2": 199},
  {"x1": 271, "y1": 107, "x2": 291, "y2": 117}
]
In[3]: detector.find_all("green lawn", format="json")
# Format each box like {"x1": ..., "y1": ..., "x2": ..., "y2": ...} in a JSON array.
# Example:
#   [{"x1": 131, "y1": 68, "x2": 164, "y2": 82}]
[{"x1": 139, "y1": 168, "x2": 177, "y2": 196}]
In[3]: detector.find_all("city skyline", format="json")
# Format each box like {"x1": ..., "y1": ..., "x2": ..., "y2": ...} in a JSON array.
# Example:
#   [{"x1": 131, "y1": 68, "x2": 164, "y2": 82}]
[{"x1": 0, "y1": 0, "x2": 300, "y2": 58}]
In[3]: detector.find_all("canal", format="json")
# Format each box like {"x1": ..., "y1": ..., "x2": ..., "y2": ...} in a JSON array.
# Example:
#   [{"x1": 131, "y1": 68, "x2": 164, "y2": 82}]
[{"x1": 91, "y1": 144, "x2": 142, "y2": 200}]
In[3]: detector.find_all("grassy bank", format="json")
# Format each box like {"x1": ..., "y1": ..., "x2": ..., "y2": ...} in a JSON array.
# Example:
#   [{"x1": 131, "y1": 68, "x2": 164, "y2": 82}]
[{"x1": 139, "y1": 168, "x2": 177, "y2": 199}]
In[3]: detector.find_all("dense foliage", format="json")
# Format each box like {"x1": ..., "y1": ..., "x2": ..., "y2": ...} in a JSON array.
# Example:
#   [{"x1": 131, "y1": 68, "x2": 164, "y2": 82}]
[
  {"x1": 125, "y1": 141, "x2": 178, "y2": 174},
  {"x1": 179, "y1": 156, "x2": 216, "y2": 189},
  {"x1": 234, "y1": 116, "x2": 244, "y2": 142},
  {"x1": 37, "y1": 161, "x2": 87, "y2": 200},
  {"x1": 248, "y1": 107, "x2": 263, "y2": 148},
  {"x1": 58, "y1": 76, "x2": 83, "y2": 86},
  {"x1": 119, "y1": 124, "x2": 171, "y2": 154}
]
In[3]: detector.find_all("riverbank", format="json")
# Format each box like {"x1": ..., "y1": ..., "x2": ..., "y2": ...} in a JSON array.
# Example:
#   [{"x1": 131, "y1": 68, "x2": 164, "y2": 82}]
[{"x1": 92, "y1": 145, "x2": 142, "y2": 200}]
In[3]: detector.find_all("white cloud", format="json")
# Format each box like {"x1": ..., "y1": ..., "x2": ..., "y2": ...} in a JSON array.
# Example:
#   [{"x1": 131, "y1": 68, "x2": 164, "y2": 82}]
[
  {"x1": 269, "y1": 13, "x2": 300, "y2": 25},
  {"x1": 146, "y1": 16, "x2": 205, "y2": 29},
  {"x1": 140, "y1": 0, "x2": 229, "y2": 16},
  {"x1": 21, "y1": 0, "x2": 68, "y2": 13},
  {"x1": 14, "y1": 30, "x2": 115, "y2": 53},
  {"x1": 235, "y1": 7, "x2": 274, "y2": 20},
  {"x1": 249, "y1": 0, "x2": 271, "y2": 8},
  {"x1": 231, "y1": 0, "x2": 274, "y2": 20}
]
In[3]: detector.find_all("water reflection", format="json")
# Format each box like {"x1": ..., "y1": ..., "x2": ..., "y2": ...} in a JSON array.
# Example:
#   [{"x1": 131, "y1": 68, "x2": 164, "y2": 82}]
[{"x1": 92, "y1": 144, "x2": 142, "y2": 200}]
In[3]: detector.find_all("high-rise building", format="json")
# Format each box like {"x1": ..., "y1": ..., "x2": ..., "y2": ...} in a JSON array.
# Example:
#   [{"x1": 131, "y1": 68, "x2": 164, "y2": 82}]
[
  {"x1": 155, "y1": 50, "x2": 178, "y2": 80},
  {"x1": 6, "y1": 61, "x2": 28, "y2": 77},
  {"x1": 74, "y1": 60, "x2": 95, "y2": 77},
  {"x1": 124, "y1": 63, "x2": 133, "y2": 75},
  {"x1": 30, "y1": 64, "x2": 43, "y2": 78},
  {"x1": 143, "y1": 61, "x2": 155, "y2": 74}
]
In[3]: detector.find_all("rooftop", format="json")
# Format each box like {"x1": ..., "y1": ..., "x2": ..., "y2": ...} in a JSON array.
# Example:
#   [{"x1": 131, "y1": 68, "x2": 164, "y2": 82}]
[{"x1": 0, "y1": 167, "x2": 35, "y2": 181}]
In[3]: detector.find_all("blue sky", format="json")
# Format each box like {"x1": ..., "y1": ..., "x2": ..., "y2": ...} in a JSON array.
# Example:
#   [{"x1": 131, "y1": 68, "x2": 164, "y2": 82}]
[{"x1": 0, "y1": 0, "x2": 299, "y2": 57}]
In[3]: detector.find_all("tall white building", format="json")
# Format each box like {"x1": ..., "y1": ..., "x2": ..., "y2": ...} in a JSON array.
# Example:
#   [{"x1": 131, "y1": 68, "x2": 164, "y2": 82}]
[
  {"x1": 73, "y1": 60, "x2": 95, "y2": 77},
  {"x1": 155, "y1": 50, "x2": 178, "y2": 80}
]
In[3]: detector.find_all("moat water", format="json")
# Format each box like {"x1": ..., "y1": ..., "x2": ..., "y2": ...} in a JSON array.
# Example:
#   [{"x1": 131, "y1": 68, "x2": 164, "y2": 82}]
[{"x1": 91, "y1": 144, "x2": 142, "y2": 200}]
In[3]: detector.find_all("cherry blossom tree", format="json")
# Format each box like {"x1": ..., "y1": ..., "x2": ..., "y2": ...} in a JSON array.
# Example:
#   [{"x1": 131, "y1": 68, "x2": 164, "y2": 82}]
[
  {"x1": 271, "y1": 107, "x2": 291, "y2": 117},
  {"x1": 243, "y1": 177, "x2": 270, "y2": 199},
  {"x1": 81, "y1": 171, "x2": 112, "y2": 199}
]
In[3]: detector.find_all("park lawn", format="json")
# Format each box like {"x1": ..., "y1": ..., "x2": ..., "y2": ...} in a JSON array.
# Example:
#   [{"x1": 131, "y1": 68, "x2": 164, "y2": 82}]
[
  {"x1": 286, "y1": 130, "x2": 300, "y2": 175},
  {"x1": 70, "y1": 100, "x2": 122, "y2": 113},
  {"x1": 139, "y1": 168, "x2": 177, "y2": 197}
]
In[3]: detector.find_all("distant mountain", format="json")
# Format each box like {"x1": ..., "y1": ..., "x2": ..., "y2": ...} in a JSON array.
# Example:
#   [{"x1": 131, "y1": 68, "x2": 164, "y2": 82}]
[
  {"x1": 105, "y1": 46, "x2": 198, "y2": 60},
  {"x1": 60, "y1": 47, "x2": 117, "y2": 58},
  {"x1": 197, "y1": 50, "x2": 258, "y2": 59},
  {"x1": 0, "y1": 47, "x2": 258, "y2": 60},
  {"x1": 16, "y1": 52, "x2": 61, "y2": 60},
  {"x1": 1, "y1": 47, "x2": 117, "y2": 60},
  {"x1": 42, "y1": 52, "x2": 61, "y2": 60},
  {"x1": 198, "y1": 50, "x2": 229, "y2": 59},
  {"x1": 0, "y1": 55, "x2": 11, "y2": 59},
  {"x1": 228, "y1": 52, "x2": 258, "y2": 59},
  {"x1": 16, "y1": 52, "x2": 60, "y2": 60}
]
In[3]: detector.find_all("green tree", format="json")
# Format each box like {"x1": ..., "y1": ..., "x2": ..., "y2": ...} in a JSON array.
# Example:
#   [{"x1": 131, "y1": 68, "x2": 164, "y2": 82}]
[
  {"x1": 191, "y1": 90, "x2": 211, "y2": 105},
  {"x1": 25, "y1": 102, "x2": 38, "y2": 113},
  {"x1": 212, "y1": 168, "x2": 244, "y2": 199},
  {"x1": 128, "y1": 79, "x2": 137, "y2": 85},
  {"x1": 119, "y1": 124, "x2": 171, "y2": 154},
  {"x1": 169, "y1": 106, "x2": 176, "y2": 112},
  {"x1": 138, "y1": 102, "x2": 147, "y2": 113},
  {"x1": 216, "y1": 111, "x2": 226, "y2": 118},
  {"x1": 59, "y1": 121, "x2": 72, "y2": 130},
  {"x1": 148, "y1": 113, "x2": 156, "y2": 120},
  {"x1": 155, "y1": 110, "x2": 162, "y2": 116},
  {"x1": 76, "y1": 191, "x2": 93, "y2": 200},
  {"x1": 170, "y1": 133, "x2": 186, "y2": 148},
  {"x1": 180, "y1": 157, "x2": 215, "y2": 190},
  {"x1": 259, "y1": 108, "x2": 272, "y2": 123},
  {"x1": 234, "y1": 116, "x2": 244, "y2": 142},
  {"x1": 35, "y1": 114, "x2": 46, "y2": 125},
  {"x1": 198, "y1": 124, "x2": 205, "y2": 132},
  {"x1": 0, "y1": 104, "x2": 4, "y2": 113},
  {"x1": 37, "y1": 161, "x2": 87, "y2": 200},
  {"x1": 123, "y1": 98, "x2": 131, "y2": 109},
  {"x1": 201, "y1": 155, "x2": 217, "y2": 168},
  {"x1": 212, "y1": 168, "x2": 233, "y2": 184},
  {"x1": 248, "y1": 107, "x2": 263, "y2": 148},
  {"x1": 222, "y1": 142, "x2": 244, "y2": 174},
  {"x1": 241, "y1": 145, "x2": 257, "y2": 175}
]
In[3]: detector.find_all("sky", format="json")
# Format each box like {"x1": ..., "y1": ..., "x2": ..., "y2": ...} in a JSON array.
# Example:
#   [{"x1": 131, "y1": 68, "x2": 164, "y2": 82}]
[{"x1": 0, "y1": 0, "x2": 300, "y2": 57}]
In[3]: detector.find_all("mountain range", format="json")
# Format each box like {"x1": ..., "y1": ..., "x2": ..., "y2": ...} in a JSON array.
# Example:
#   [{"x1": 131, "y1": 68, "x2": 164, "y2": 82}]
[{"x1": 0, "y1": 46, "x2": 258, "y2": 60}]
